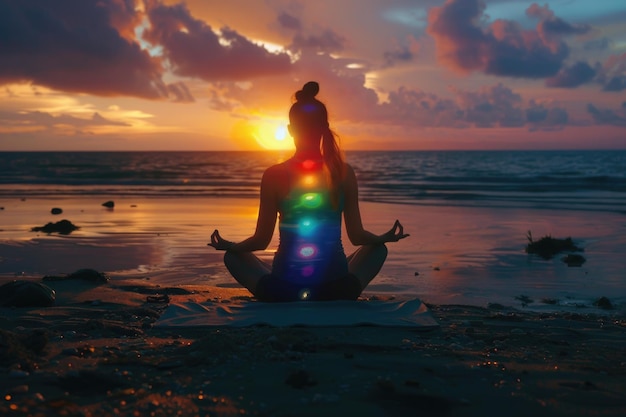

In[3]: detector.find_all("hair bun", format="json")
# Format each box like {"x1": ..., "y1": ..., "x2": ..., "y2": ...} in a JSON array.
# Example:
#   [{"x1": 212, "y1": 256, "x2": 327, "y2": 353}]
[{"x1": 296, "y1": 81, "x2": 319, "y2": 101}]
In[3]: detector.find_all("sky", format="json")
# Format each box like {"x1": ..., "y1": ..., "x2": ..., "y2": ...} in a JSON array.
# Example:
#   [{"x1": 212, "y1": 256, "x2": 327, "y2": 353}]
[{"x1": 1, "y1": 0, "x2": 625, "y2": 151}]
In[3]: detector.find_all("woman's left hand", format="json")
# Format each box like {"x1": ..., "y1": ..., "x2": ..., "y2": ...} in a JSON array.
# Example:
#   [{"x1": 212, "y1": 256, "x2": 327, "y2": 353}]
[
  {"x1": 208, "y1": 229, "x2": 235, "y2": 251},
  {"x1": 381, "y1": 220, "x2": 409, "y2": 243}
]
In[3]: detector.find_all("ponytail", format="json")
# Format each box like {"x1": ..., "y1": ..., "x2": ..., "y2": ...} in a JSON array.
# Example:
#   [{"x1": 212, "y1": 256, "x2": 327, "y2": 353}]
[{"x1": 321, "y1": 127, "x2": 345, "y2": 208}]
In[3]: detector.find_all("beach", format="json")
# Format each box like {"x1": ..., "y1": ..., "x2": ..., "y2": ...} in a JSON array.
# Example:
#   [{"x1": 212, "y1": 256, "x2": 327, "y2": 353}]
[{"x1": 1, "y1": 194, "x2": 625, "y2": 416}]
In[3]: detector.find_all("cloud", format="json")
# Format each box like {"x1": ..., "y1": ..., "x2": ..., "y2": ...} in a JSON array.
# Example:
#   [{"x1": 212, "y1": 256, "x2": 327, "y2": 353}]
[
  {"x1": 587, "y1": 103, "x2": 626, "y2": 126},
  {"x1": 277, "y1": 12, "x2": 302, "y2": 31},
  {"x1": 273, "y1": 8, "x2": 346, "y2": 53},
  {"x1": 426, "y1": 0, "x2": 589, "y2": 79},
  {"x1": 526, "y1": 100, "x2": 568, "y2": 131},
  {"x1": 383, "y1": 36, "x2": 420, "y2": 67},
  {"x1": 143, "y1": 2, "x2": 292, "y2": 81},
  {"x1": 0, "y1": 0, "x2": 167, "y2": 99},
  {"x1": 596, "y1": 53, "x2": 626, "y2": 92},
  {"x1": 379, "y1": 83, "x2": 568, "y2": 130},
  {"x1": 290, "y1": 30, "x2": 346, "y2": 53},
  {"x1": 546, "y1": 61, "x2": 597, "y2": 88},
  {"x1": 0, "y1": 110, "x2": 130, "y2": 131}
]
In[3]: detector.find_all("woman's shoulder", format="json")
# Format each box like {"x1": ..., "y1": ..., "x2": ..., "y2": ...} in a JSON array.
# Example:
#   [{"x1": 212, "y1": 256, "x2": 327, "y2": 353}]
[{"x1": 264, "y1": 161, "x2": 290, "y2": 177}]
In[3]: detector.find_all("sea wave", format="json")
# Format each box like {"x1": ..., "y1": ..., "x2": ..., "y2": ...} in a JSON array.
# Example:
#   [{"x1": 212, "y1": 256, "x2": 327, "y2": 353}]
[{"x1": 1, "y1": 150, "x2": 625, "y2": 212}]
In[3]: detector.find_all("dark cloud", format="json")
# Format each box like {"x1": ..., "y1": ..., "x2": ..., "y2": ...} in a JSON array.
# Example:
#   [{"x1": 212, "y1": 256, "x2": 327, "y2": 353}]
[
  {"x1": 426, "y1": 0, "x2": 589, "y2": 79},
  {"x1": 274, "y1": 9, "x2": 346, "y2": 53},
  {"x1": 383, "y1": 36, "x2": 420, "y2": 67},
  {"x1": 454, "y1": 84, "x2": 525, "y2": 127},
  {"x1": 526, "y1": 101, "x2": 568, "y2": 131},
  {"x1": 143, "y1": 2, "x2": 292, "y2": 81},
  {"x1": 526, "y1": 4, "x2": 591, "y2": 37},
  {"x1": 0, "y1": 0, "x2": 166, "y2": 99},
  {"x1": 546, "y1": 61, "x2": 596, "y2": 88},
  {"x1": 378, "y1": 83, "x2": 567, "y2": 130},
  {"x1": 290, "y1": 30, "x2": 346, "y2": 53},
  {"x1": 0, "y1": 110, "x2": 129, "y2": 129},
  {"x1": 277, "y1": 12, "x2": 301, "y2": 31},
  {"x1": 587, "y1": 104, "x2": 626, "y2": 126}
]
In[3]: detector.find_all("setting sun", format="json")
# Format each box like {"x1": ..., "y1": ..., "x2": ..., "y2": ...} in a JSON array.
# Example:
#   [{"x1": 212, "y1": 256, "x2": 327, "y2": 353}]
[{"x1": 252, "y1": 121, "x2": 293, "y2": 150}]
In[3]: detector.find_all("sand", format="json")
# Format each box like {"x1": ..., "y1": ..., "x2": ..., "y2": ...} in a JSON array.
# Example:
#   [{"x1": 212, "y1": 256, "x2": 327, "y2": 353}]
[
  {"x1": 1, "y1": 196, "x2": 625, "y2": 416},
  {"x1": 1, "y1": 279, "x2": 625, "y2": 417}
]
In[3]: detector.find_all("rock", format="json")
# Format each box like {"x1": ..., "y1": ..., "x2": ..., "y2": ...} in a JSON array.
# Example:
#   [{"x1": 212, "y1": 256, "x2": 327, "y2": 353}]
[
  {"x1": 562, "y1": 254, "x2": 586, "y2": 267},
  {"x1": 51, "y1": 207, "x2": 63, "y2": 215},
  {"x1": 285, "y1": 370, "x2": 317, "y2": 389},
  {"x1": 0, "y1": 280, "x2": 56, "y2": 307},
  {"x1": 593, "y1": 296, "x2": 613, "y2": 310},
  {"x1": 31, "y1": 219, "x2": 79, "y2": 235},
  {"x1": 43, "y1": 268, "x2": 110, "y2": 284},
  {"x1": 102, "y1": 200, "x2": 115, "y2": 208}
]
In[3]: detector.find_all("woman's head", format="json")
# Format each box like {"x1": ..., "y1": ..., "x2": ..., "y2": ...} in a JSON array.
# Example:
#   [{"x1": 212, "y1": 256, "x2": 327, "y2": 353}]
[
  {"x1": 288, "y1": 81, "x2": 329, "y2": 144},
  {"x1": 288, "y1": 81, "x2": 345, "y2": 205}
]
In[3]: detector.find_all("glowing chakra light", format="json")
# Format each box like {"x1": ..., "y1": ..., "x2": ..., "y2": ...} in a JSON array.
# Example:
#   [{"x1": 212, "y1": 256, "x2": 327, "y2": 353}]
[
  {"x1": 299, "y1": 245, "x2": 317, "y2": 258},
  {"x1": 301, "y1": 193, "x2": 322, "y2": 208},
  {"x1": 299, "y1": 218, "x2": 316, "y2": 235},
  {"x1": 302, "y1": 159, "x2": 317, "y2": 170},
  {"x1": 298, "y1": 288, "x2": 311, "y2": 300},
  {"x1": 302, "y1": 174, "x2": 317, "y2": 187}
]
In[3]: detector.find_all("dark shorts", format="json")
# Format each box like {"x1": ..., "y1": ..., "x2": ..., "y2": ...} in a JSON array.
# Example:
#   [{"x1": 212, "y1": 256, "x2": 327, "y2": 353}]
[{"x1": 255, "y1": 274, "x2": 362, "y2": 302}]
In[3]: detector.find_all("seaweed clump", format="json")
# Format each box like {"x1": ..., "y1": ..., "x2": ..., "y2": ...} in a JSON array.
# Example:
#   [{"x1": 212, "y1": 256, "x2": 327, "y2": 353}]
[{"x1": 525, "y1": 230, "x2": 583, "y2": 260}]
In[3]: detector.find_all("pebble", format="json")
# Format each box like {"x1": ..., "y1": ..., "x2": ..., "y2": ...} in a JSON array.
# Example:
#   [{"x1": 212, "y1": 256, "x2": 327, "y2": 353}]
[
  {"x1": 10, "y1": 370, "x2": 30, "y2": 378},
  {"x1": 9, "y1": 385, "x2": 29, "y2": 394},
  {"x1": 62, "y1": 347, "x2": 79, "y2": 356}
]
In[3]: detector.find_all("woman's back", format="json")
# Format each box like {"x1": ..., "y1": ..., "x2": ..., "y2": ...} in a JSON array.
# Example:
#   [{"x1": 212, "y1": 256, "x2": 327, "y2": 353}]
[{"x1": 272, "y1": 157, "x2": 348, "y2": 284}]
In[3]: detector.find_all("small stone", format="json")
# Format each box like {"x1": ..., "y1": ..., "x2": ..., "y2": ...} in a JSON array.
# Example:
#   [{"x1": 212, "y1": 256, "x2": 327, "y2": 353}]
[
  {"x1": 102, "y1": 200, "x2": 115, "y2": 208},
  {"x1": 562, "y1": 254, "x2": 586, "y2": 267},
  {"x1": 9, "y1": 385, "x2": 29, "y2": 394},
  {"x1": 593, "y1": 296, "x2": 613, "y2": 310},
  {"x1": 51, "y1": 208, "x2": 63, "y2": 215},
  {"x1": 10, "y1": 370, "x2": 30, "y2": 378},
  {"x1": 63, "y1": 348, "x2": 80, "y2": 356},
  {"x1": 0, "y1": 280, "x2": 56, "y2": 307}
]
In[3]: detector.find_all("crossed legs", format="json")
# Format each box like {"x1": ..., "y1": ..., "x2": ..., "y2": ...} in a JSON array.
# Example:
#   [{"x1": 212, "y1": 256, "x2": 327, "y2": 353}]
[{"x1": 223, "y1": 243, "x2": 388, "y2": 297}]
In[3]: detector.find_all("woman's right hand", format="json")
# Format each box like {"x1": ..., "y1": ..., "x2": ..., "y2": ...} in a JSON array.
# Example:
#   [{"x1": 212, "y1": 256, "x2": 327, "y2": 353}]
[{"x1": 208, "y1": 229, "x2": 235, "y2": 251}]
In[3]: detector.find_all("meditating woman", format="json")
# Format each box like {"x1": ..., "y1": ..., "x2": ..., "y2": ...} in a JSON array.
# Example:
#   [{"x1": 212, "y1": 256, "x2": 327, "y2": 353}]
[{"x1": 209, "y1": 81, "x2": 408, "y2": 301}]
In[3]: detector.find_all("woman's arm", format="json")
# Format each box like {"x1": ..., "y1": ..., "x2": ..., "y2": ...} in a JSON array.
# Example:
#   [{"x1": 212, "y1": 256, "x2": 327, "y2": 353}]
[
  {"x1": 209, "y1": 166, "x2": 279, "y2": 252},
  {"x1": 343, "y1": 164, "x2": 408, "y2": 245}
]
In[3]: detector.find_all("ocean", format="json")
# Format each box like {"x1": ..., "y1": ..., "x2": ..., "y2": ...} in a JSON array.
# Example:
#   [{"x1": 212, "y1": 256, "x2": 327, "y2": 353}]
[
  {"x1": 2, "y1": 150, "x2": 626, "y2": 213},
  {"x1": 1, "y1": 150, "x2": 625, "y2": 310}
]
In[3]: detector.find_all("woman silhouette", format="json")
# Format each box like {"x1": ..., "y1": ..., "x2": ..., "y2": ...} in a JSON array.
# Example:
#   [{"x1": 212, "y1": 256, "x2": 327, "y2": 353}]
[{"x1": 209, "y1": 81, "x2": 408, "y2": 301}]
